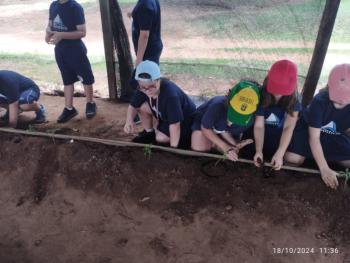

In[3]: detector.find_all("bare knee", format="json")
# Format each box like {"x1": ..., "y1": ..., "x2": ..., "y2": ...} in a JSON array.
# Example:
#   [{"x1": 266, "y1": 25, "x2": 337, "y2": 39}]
[
  {"x1": 284, "y1": 152, "x2": 305, "y2": 166},
  {"x1": 156, "y1": 131, "x2": 169, "y2": 144},
  {"x1": 191, "y1": 131, "x2": 212, "y2": 152}
]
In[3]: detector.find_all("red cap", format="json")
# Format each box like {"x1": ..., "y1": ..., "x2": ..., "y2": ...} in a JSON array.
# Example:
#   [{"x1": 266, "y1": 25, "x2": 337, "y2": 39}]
[
  {"x1": 267, "y1": 60, "x2": 298, "y2": 96},
  {"x1": 328, "y1": 64, "x2": 350, "y2": 104}
]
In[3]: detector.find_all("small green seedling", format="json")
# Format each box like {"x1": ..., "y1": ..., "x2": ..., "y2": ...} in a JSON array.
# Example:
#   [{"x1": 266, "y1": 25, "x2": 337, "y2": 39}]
[
  {"x1": 215, "y1": 152, "x2": 227, "y2": 166},
  {"x1": 143, "y1": 144, "x2": 152, "y2": 160},
  {"x1": 339, "y1": 168, "x2": 350, "y2": 189},
  {"x1": 27, "y1": 124, "x2": 36, "y2": 132}
]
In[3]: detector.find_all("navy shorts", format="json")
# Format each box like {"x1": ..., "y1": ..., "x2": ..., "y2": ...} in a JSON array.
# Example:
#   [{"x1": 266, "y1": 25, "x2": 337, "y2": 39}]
[
  {"x1": 0, "y1": 86, "x2": 40, "y2": 105},
  {"x1": 288, "y1": 119, "x2": 350, "y2": 161},
  {"x1": 55, "y1": 44, "x2": 95, "y2": 86}
]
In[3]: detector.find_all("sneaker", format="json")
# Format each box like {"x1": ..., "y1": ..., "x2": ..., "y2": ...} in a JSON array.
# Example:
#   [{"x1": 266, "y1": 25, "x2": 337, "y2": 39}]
[
  {"x1": 132, "y1": 130, "x2": 156, "y2": 144},
  {"x1": 85, "y1": 102, "x2": 96, "y2": 119},
  {"x1": 133, "y1": 115, "x2": 141, "y2": 125},
  {"x1": 0, "y1": 110, "x2": 9, "y2": 122},
  {"x1": 57, "y1": 107, "x2": 78, "y2": 123},
  {"x1": 34, "y1": 104, "x2": 47, "y2": 123}
]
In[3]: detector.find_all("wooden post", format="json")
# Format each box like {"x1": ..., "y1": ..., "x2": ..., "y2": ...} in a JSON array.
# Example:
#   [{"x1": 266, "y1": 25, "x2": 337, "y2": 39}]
[
  {"x1": 99, "y1": 0, "x2": 117, "y2": 99},
  {"x1": 301, "y1": 0, "x2": 341, "y2": 107},
  {"x1": 109, "y1": 0, "x2": 134, "y2": 102}
]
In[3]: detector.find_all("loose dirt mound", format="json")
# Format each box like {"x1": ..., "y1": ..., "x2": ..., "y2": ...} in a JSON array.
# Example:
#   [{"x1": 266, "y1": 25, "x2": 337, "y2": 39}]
[{"x1": 0, "y1": 133, "x2": 350, "y2": 263}]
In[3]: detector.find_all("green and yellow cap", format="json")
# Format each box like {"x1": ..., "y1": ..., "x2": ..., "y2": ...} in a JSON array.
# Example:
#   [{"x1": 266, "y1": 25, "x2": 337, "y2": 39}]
[{"x1": 227, "y1": 81, "x2": 260, "y2": 126}]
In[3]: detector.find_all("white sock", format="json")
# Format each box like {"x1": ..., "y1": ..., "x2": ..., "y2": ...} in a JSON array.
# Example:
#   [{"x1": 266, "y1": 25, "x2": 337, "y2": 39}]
[
  {"x1": 145, "y1": 128, "x2": 154, "y2": 133},
  {"x1": 66, "y1": 107, "x2": 73, "y2": 110}
]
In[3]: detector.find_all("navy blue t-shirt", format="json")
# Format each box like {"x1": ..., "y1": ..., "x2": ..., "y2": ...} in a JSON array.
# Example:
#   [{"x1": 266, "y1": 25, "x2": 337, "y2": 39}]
[
  {"x1": 0, "y1": 70, "x2": 37, "y2": 104},
  {"x1": 49, "y1": 0, "x2": 85, "y2": 48},
  {"x1": 131, "y1": 79, "x2": 196, "y2": 124},
  {"x1": 132, "y1": 0, "x2": 162, "y2": 60},
  {"x1": 303, "y1": 90, "x2": 350, "y2": 136},
  {"x1": 256, "y1": 99, "x2": 301, "y2": 132},
  {"x1": 193, "y1": 96, "x2": 253, "y2": 137}
]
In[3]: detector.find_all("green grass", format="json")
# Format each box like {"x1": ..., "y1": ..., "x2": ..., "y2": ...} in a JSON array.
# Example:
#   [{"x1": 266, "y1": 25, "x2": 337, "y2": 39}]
[
  {"x1": 217, "y1": 47, "x2": 314, "y2": 54},
  {"x1": 191, "y1": 0, "x2": 325, "y2": 41},
  {"x1": 0, "y1": 52, "x2": 106, "y2": 85}
]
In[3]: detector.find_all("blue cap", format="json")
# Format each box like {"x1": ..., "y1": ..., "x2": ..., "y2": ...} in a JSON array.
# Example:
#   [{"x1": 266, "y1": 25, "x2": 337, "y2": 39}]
[{"x1": 135, "y1": 60, "x2": 161, "y2": 82}]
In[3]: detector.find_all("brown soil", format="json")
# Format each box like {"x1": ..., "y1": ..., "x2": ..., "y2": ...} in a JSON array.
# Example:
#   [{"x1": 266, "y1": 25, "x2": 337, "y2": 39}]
[{"x1": 1, "y1": 96, "x2": 350, "y2": 263}]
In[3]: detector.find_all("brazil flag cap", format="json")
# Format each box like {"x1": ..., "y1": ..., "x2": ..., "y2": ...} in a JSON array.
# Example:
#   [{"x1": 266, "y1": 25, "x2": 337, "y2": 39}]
[{"x1": 227, "y1": 81, "x2": 260, "y2": 126}]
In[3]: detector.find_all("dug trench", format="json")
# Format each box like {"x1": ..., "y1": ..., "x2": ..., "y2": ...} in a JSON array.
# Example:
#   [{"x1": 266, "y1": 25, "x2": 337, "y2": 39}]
[{"x1": 0, "y1": 133, "x2": 350, "y2": 263}]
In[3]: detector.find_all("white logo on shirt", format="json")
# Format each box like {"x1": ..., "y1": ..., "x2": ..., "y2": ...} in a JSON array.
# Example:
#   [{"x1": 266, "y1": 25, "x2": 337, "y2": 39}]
[
  {"x1": 265, "y1": 113, "x2": 280, "y2": 126},
  {"x1": 321, "y1": 121, "x2": 340, "y2": 135},
  {"x1": 53, "y1": 15, "x2": 68, "y2": 31}
]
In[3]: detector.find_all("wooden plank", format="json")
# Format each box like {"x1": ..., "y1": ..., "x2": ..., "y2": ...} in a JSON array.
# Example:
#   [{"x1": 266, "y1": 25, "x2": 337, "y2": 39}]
[
  {"x1": 302, "y1": 0, "x2": 341, "y2": 107},
  {"x1": 0, "y1": 127, "x2": 346, "y2": 177},
  {"x1": 99, "y1": 0, "x2": 118, "y2": 99}
]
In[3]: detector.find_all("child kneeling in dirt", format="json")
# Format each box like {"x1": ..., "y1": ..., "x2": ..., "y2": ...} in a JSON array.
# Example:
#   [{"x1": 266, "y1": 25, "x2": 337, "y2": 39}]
[
  {"x1": 191, "y1": 80, "x2": 260, "y2": 162},
  {"x1": 0, "y1": 70, "x2": 46, "y2": 128},
  {"x1": 45, "y1": 0, "x2": 96, "y2": 123},
  {"x1": 124, "y1": 60, "x2": 196, "y2": 149},
  {"x1": 285, "y1": 64, "x2": 350, "y2": 189},
  {"x1": 246, "y1": 59, "x2": 301, "y2": 170}
]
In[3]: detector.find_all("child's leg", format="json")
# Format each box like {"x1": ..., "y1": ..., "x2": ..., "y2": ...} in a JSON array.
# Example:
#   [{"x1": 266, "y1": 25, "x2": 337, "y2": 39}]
[
  {"x1": 284, "y1": 151, "x2": 305, "y2": 166},
  {"x1": 155, "y1": 131, "x2": 170, "y2": 144},
  {"x1": 137, "y1": 102, "x2": 154, "y2": 130},
  {"x1": 83, "y1": 84, "x2": 93, "y2": 103},
  {"x1": 19, "y1": 102, "x2": 40, "y2": 112},
  {"x1": 64, "y1": 84, "x2": 74, "y2": 108},
  {"x1": 191, "y1": 130, "x2": 212, "y2": 152}
]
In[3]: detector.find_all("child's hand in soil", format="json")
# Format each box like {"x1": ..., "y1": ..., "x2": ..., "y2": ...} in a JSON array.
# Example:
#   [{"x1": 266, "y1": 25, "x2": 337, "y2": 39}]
[
  {"x1": 270, "y1": 151, "x2": 284, "y2": 170},
  {"x1": 225, "y1": 148, "x2": 238, "y2": 162},
  {"x1": 254, "y1": 152, "x2": 263, "y2": 167},
  {"x1": 320, "y1": 167, "x2": 339, "y2": 189},
  {"x1": 124, "y1": 121, "x2": 135, "y2": 134}
]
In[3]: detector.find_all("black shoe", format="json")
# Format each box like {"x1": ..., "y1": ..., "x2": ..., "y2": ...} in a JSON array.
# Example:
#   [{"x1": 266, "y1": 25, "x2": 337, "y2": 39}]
[
  {"x1": 132, "y1": 130, "x2": 155, "y2": 144},
  {"x1": 133, "y1": 115, "x2": 141, "y2": 124},
  {"x1": 0, "y1": 110, "x2": 9, "y2": 122},
  {"x1": 86, "y1": 102, "x2": 96, "y2": 119},
  {"x1": 57, "y1": 107, "x2": 78, "y2": 123}
]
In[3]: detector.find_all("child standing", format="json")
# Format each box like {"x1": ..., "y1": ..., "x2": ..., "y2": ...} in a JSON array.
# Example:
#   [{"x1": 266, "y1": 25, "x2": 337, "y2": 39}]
[
  {"x1": 45, "y1": 0, "x2": 96, "y2": 123},
  {"x1": 0, "y1": 70, "x2": 46, "y2": 128},
  {"x1": 285, "y1": 64, "x2": 350, "y2": 189},
  {"x1": 251, "y1": 60, "x2": 301, "y2": 170}
]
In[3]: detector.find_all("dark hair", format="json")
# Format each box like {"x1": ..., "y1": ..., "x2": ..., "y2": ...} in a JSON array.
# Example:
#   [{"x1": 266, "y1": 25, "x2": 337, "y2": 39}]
[
  {"x1": 138, "y1": 73, "x2": 152, "y2": 79},
  {"x1": 261, "y1": 77, "x2": 298, "y2": 116}
]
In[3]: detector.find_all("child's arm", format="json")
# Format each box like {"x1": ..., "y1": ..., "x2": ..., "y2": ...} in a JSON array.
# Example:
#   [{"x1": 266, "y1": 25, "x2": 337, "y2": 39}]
[
  {"x1": 169, "y1": 122, "x2": 181, "y2": 148},
  {"x1": 45, "y1": 21, "x2": 53, "y2": 43},
  {"x1": 49, "y1": 24, "x2": 86, "y2": 45},
  {"x1": 271, "y1": 111, "x2": 298, "y2": 170},
  {"x1": 124, "y1": 105, "x2": 138, "y2": 134},
  {"x1": 135, "y1": 30, "x2": 150, "y2": 67},
  {"x1": 253, "y1": 116, "x2": 265, "y2": 167},
  {"x1": 202, "y1": 127, "x2": 238, "y2": 161},
  {"x1": 8, "y1": 101, "x2": 19, "y2": 128},
  {"x1": 221, "y1": 132, "x2": 237, "y2": 146},
  {"x1": 309, "y1": 127, "x2": 339, "y2": 189}
]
